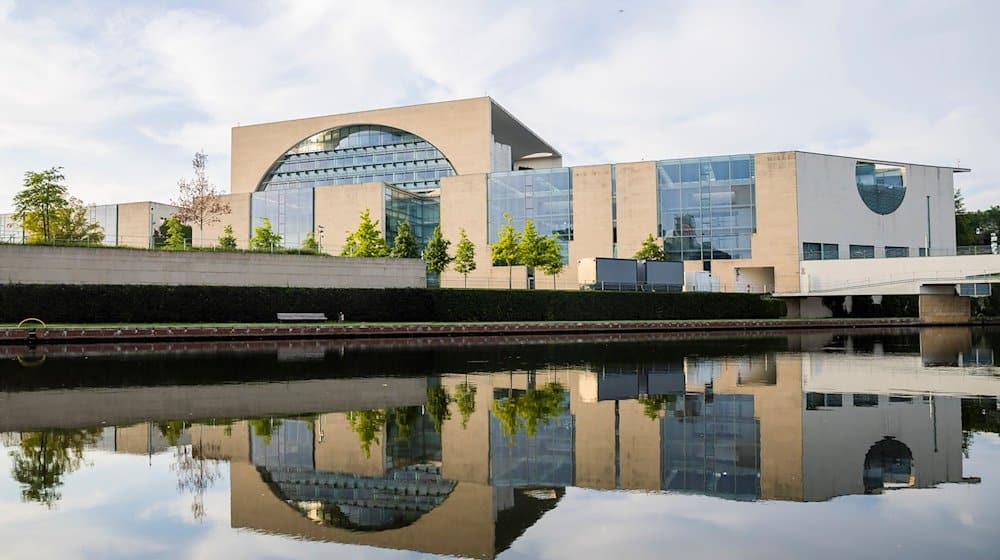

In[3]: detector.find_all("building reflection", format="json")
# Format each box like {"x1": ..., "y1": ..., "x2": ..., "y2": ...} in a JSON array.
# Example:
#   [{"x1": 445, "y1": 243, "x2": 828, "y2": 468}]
[{"x1": 2, "y1": 332, "x2": 998, "y2": 559}]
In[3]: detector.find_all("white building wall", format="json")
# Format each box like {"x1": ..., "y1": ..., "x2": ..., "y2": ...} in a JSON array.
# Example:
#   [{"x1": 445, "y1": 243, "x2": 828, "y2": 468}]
[{"x1": 795, "y1": 152, "x2": 957, "y2": 258}]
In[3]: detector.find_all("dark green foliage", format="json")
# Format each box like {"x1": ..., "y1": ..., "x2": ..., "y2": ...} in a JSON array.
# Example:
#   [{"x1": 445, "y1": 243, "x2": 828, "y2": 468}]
[
  {"x1": 821, "y1": 295, "x2": 918, "y2": 318},
  {"x1": 0, "y1": 285, "x2": 785, "y2": 323}
]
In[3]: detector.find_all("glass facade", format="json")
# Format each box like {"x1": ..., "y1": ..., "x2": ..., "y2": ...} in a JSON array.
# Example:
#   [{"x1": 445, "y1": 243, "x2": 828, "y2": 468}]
[
  {"x1": 660, "y1": 393, "x2": 760, "y2": 501},
  {"x1": 856, "y1": 162, "x2": 906, "y2": 215},
  {"x1": 258, "y1": 125, "x2": 456, "y2": 194},
  {"x1": 86, "y1": 204, "x2": 118, "y2": 245},
  {"x1": 251, "y1": 189, "x2": 314, "y2": 249},
  {"x1": 0, "y1": 213, "x2": 25, "y2": 243},
  {"x1": 488, "y1": 168, "x2": 573, "y2": 263},
  {"x1": 384, "y1": 188, "x2": 439, "y2": 249},
  {"x1": 657, "y1": 155, "x2": 755, "y2": 261}
]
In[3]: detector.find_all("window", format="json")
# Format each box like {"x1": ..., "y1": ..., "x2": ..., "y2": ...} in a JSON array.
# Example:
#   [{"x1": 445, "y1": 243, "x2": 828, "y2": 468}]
[
  {"x1": 885, "y1": 246, "x2": 909, "y2": 258},
  {"x1": 853, "y1": 394, "x2": 879, "y2": 407},
  {"x1": 823, "y1": 243, "x2": 839, "y2": 260},
  {"x1": 806, "y1": 392, "x2": 844, "y2": 410},
  {"x1": 850, "y1": 244, "x2": 875, "y2": 259},
  {"x1": 803, "y1": 242, "x2": 822, "y2": 260},
  {"x1": 856, "y1": 161, "x2": 906, "y2": 215},
  {"x1": 488, "y1": 168, "x2": 573, "y2": 263}
]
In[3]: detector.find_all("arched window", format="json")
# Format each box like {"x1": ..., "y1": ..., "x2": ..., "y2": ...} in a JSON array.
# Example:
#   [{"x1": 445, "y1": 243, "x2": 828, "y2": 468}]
[
  {"x1": 258, "y1": 124, "x2": 456, "y2": 193},
  {"x1": 856, "y1": 162, "x2": 906, "y2": 215}
]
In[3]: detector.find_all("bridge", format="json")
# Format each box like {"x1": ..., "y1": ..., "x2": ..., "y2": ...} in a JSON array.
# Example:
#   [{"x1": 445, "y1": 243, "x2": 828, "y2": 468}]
[{"x1": 776, "y1": 254, "x2": 1000, "y2": 323}]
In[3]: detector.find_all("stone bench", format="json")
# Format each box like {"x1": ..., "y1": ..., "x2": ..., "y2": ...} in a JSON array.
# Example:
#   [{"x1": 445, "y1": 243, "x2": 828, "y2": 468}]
[{"x1": 276, "y1": 312, "x2": 328, "y2": 322}]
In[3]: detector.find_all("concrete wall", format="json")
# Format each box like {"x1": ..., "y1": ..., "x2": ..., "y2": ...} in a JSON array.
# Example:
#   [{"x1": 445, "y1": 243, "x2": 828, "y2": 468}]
[
  {"x1": 0, "y1": 245, "x2": 426, "y2": 289},
  {"x1": 195, "y1": 193, "x2": 252, "y2": 249},
  {"x1": 314, "y1": 182, "x2": 387, "y2": 256},
  {"x1": 231, "y1": 97, "x2": 494, "y2": 194},
  {"x1": 117, "y1": 201, "x2": 180, "y2": 248},
  {"x1": 798, "y1": 253, "x2": 1000, "y2": 295},
  {"x1": 795, "y1": 152, "x2": 957, "y2": 258},
  {"x1": 614, "y1": 161, "x2": 658, "y2": 259}
]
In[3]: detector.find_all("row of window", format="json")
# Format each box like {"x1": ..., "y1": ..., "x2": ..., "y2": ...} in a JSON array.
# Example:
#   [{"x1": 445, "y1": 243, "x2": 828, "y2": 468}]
[
  {"x1": 803, "y1": 242, "x2": 912, "y2": 260},
  {"x1": 807, "y1": 392, "x2": 918, "y2": 410}
]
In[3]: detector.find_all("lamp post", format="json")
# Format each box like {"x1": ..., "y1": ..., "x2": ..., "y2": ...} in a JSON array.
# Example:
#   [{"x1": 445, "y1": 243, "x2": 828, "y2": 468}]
[
  {"x1": 317, "y1": 224, "x2": 325, "y2": 253},
  {"x1": 925, "y1": 195, "x2": 932, "y2": 256}
]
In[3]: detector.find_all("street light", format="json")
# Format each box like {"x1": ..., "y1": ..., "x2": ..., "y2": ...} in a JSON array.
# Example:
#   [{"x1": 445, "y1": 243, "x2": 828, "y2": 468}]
[{"x1": 317, "y1": 225, "x2": 325, "y2": 253}]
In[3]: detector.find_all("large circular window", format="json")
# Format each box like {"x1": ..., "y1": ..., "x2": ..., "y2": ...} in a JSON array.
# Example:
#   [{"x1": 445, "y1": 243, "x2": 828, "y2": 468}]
[{"x1": 856, "y1": 161, "x2": 906, "y2": 215}]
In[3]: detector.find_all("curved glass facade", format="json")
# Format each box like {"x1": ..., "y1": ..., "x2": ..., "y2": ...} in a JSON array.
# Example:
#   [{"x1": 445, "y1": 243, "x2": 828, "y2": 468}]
[
  {"x1": 258, "y1": 125, "x2": 456, "y2": 193},
  {"x1": 657, "y1": 155, "x2": 756, "y2": 261},
  {"x1": 856, "y1": 162, "x2": 905, "y2": 215}
]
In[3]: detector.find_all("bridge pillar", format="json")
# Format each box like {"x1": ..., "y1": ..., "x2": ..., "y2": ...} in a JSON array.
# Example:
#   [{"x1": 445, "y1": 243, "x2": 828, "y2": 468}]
[{"x1": 918, "y1": 286, "x2": 970, "y2": 324}]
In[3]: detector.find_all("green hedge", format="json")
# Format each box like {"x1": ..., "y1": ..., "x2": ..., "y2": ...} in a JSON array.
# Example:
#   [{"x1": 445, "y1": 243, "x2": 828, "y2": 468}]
[
  {"x1": 821, "y1": 295, "x2": 919, "y2": 318},
  {"x1": 0, "y1": 285, "x2": 785, "y2": 324}
]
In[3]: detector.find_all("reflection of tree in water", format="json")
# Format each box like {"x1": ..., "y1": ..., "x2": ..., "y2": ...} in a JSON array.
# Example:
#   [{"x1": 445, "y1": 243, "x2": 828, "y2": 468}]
[
  {"x1": 157, "y1": 420, "x2": 192, "y2": 446},
  {"x1": 249, "y1": 417, "x2": 283, "y2": 444},
  {"x1": 426, "y1": 383, "x2": 452, "y2": 433},
  {"x1": 171, "y1": 443, "x2": 221, "y2": 521},
  {"x1": 492, "y1": 382, "x2": 567, "y2": 438},
  {"x1": 639, "y1": 394, "x2": 677, "y2": 420},
  {"x1": 455, "y1": 381, "x2": 478, "y2": 429},
  {"x1": 347, "y1": 410, "x2": 386, "y2": 458},
  {"x1": 390, "y1": 406, "x2": 421, "y2": 440},
  {"x1": 9, "y1": 428, "x2": 101, "y2": 508}
]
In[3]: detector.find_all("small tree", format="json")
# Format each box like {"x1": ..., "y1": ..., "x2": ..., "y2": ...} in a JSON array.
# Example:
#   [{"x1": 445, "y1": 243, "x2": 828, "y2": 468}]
[
  {"x1": 390, "y1": 220, "x2": 420, "y2": 258},
  {"x1": 301, "y1": 231, "x2": 319, "y2": 253},
  {"x1": 453, "y1": 228, "x2": 477, "y2": 288},
  {"x1": 250, "y1": 217, "x2": 282, "y2": 251},
  {"x1": 518, "y1": 219, "x2": 548, "y2": 278},
  {"x1": 539, "y1": 235, "x2": 565, "y2": 289},
  {"x1": 21, "y1": 197, "x2": 104, "y2": 245},
  {"x1": 455, "y1": 381, "x2": 477, "y2": 429},
  {"x1": 424, "y1": 224, "x2": 452, "y2": 280},
  {"x1": 634, "y1": 233, "x2": 667, "y2": 261},
  {"x1": 491, "y1": 213, "x2": 522, "y2": 289},
  {"x1": 172, "y1": 151, "x2": 230, "y2": 247},
  {"x1": 13, "y1": 167, "x2": 69, "y2": 243},
  {"x1": 218, "y1": 225, "x2": 237, "y2": 250},
  {"x1": 341, "y1": 208, "x2": 388, "y2": 257},
  {"x1": 163, "y1": 216, "x2": 188, "y2": 250}
]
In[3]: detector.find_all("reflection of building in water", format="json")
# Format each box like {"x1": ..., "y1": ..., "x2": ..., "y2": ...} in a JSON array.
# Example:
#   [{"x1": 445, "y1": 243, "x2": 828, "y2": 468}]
[{"x1": 8, "y1": 340, "x2": 982, "y2": 559}]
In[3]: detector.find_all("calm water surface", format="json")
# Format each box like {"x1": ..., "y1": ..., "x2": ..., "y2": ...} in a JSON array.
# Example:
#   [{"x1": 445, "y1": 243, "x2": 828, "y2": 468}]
[{"x1": 0, "y1": 327, "x2": 998, "y2": 559}]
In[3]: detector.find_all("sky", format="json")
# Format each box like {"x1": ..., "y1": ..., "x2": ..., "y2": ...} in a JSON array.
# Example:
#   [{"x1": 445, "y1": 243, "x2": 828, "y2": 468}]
[{"x1": 0, "y1": 0, "x2": 998, "y2": 211}]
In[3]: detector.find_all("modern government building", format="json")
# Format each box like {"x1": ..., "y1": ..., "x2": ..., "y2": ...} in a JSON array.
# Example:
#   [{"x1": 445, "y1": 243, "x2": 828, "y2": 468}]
[{"x1": 2, "y1": 97, "x2": 967, "y2": 293}]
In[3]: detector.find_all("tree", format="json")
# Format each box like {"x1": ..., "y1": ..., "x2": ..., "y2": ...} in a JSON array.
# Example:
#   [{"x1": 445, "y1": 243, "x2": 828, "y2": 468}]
[
  {"x1": 634, "y1": 233, "x2": 667, "y2": 261},
  {"x1": 249, "y1": 217, "x2": 282, "y2": 251},
  {"x1": 13, "y1": 167, "x2": 69, "y2": 243},
  {"x1": 341, "y1": 208, "x2": 388, "y2": 257},
  {"x1": 518, "y1": 220, "x2": 549, "y2": 287},
  {"x1": 453, "y1": 228, "x2": 477, "y2": 287},
  {"x1": 172, "y1": 151, "x2": 231, "y2": 247},
  {"x1": 491, "y1": 213, "x2": 522, "y2": 289},
  {"x1": 346, "y1": 409, "x2": 386, "y2": 458},
  {"x1": 157, "y1": 420, "x2": 191, "y2": 446},
  {"x1": 539, "y1": 235, "x2": 565, "y2": 289},
  {"x1": 162, "y1": 216, "x2": 188, "y2": 250},
  {"x1": 426, "y1": 383, "x2": 452, "y2": 433},
  {"x1": 218, "y1": 225, "x2": 237, "y2": 250},
  {"x1": 249, "y1": 417, "x2": 282, "y2": 445},
  {"x1": 20, "y1": 196, "x2": 104, "y2": 245},
  {"x1": 301, "y1": 231, "x2": 320, "y2": 253},
  {"x1": 390, "y1": 220, "x2": 421, "y2": 258},
  {"x1": 424, "y1": 224, "x2": 452, "y2": 277},
  {"x1": 454, "y1": 381, "x2": 477, "y2": 429},
  {"x1": 9, "y1": 428, "x2": 101, "y2": 508}
]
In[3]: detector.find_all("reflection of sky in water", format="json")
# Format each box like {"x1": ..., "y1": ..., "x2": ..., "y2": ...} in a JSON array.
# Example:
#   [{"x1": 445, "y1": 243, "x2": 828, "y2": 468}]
[{"x1": 0, "y1": 434, "x2": 995, "y2": 559}]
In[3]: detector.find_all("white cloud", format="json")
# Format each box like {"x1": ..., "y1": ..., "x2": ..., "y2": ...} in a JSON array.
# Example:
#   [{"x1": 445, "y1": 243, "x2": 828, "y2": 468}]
[{"x1": 0, "y1": 0, "x2": 997, "y2": 211}]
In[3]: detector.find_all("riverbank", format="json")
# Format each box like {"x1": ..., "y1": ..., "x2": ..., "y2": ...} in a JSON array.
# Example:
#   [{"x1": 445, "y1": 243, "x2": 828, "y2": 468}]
[{"x1": 2, "y1": 317, "x2": 992, "y2": 345}]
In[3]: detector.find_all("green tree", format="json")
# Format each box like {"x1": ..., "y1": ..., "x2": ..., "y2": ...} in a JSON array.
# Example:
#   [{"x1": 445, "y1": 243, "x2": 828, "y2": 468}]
[
  {"x1": 517, "y1": 382, "x2": 566, "y2": 437},
  {"x1": 341, "y1": 208, "x2": 388, "y2": 257},
  {"x1": 301, "y1": 231, "x2": 320, "y2": 253},
  {"x1": 518, "y1": 219, "x2": 548, "y2": 271},
  {"x1": 424, "y1": 224, "x2": 452, "y2": 278},
  {"x1": 346, "y1": 409, "x2": 386, "y2": 458},
  {"x1": 9, "y1": 428, "x2": 101, "y2": 507},
  {"x1": 250, "y1": 217, "x2": 282, "y2": 251},
  {"x1": 157, "y1": 420, "x2": 191, "y2": 446},
  {"x1": 389, "y1": 406, "x2": 421, "y2": 440},
  {"x1": 426, "y1": 383, "x2": 452, "y2": 433},
  {"x1": 162, "y1": 216, "x2": 188, "y2": 250},
  {"x1": 491, "y1": 213, "x2": 522, "y2": 289},
  {"x1": 454, "y1": 381, "x2": 477, "y2": 429},
  {"x1": 638, "y1": 394, "x2": 675, "y2": 420},
  {"x1": 539, "y1": 235, "x2": 565, "y2": 289},
  {"x1": 249, "y1": 417, "x2": 282, "y2": 445},
  {"x1": 634, "y1": 233, "x2": 668, "y2": 261},
  {"x1": 390, "y1": 220, "x2": 421, "y2": 258},
  {"x1": 21, "y1": 196, "x2": 105, "y2": 245},
  {"x1": 172, "y1": 151, "x2": 230, "y2": 247},
  {"x1": 13, "y1": 167, "x2": 69, "y2": 243},
  {"x1": 218, "y1": 224, "x2": 237, "y2": 250},
  {"x1": 453, "y1": 228, "x2": 477, "y2": 287}
]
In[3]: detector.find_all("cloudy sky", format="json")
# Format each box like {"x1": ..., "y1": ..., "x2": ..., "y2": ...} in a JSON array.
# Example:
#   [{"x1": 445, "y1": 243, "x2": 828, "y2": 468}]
[{"x1": 1, "y1": 0, "x2": 997, "y2": 210}]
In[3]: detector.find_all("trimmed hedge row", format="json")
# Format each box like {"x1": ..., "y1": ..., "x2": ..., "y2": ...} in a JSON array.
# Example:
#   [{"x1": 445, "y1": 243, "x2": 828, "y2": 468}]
[{"x1": 0, "y1": 285, "x2": 786, "y2": 324}]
